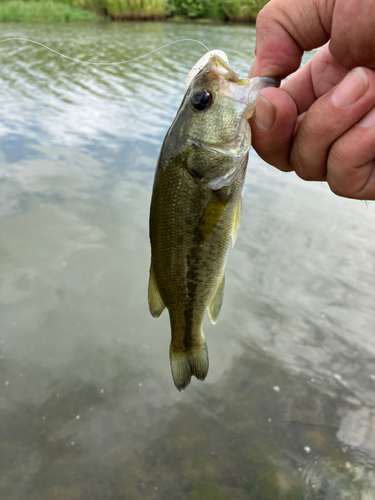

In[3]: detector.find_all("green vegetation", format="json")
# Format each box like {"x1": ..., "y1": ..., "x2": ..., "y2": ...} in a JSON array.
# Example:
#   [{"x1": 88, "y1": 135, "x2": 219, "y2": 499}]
[
  {"x1": 166, "y1": 0, "x2": 205, "y2": 19},
  {"x1": 0, "y1": 0, "x2": 270, "y2": 21},
  {"x1": 166, "y1": 0, "x2": 269, "y2": 22},
  {"x1": 0, "y1": 0, "x2": 101, "y2": 20},
  {"x1": 220, "y1": 0, "x2": 270, "y2": 21},
  {"x1": 105, "y1": 0, "x2": 166, "y2": 19}
]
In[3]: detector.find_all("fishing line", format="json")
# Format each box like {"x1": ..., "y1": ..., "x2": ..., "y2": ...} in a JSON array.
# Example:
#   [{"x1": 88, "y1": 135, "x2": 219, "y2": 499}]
[{"x1": 0, "y1": 37, "x2": 210, "y2": 66}]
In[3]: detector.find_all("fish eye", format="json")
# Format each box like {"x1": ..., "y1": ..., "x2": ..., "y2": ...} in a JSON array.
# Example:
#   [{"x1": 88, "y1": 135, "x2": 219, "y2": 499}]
[{"x1": 191, "y1": 89, "x2": 213, "y2": 111}]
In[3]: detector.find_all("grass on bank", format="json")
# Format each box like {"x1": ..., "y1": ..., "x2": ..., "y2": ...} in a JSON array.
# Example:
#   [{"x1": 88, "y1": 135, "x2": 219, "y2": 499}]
[
  {"x1": 0, "y1": 0, "x2": 101, "y2": 20},
  {"x1": 166, "y1": 0, "x2": 269, "y2": 22},
  {"x1": 104, "y1": 0, "x2": 166, "y2": 19},
  {"x1": 99, "y1": 0, "x2": 270, "y2": 21},
  {"x1": 0, "y1": 0, "x2": 270, "y2": 21}
]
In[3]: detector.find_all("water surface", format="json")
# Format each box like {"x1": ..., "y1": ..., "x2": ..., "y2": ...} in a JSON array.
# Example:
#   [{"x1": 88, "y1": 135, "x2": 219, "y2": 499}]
[{"x1": 0, "y1": 21, "x2": 375, "y2": 500}]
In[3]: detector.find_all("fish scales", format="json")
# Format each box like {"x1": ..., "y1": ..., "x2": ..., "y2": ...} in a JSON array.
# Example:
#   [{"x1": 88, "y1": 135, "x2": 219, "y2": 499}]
[
  {"x1": 149, "y1": 53, "x2": 279, "y2": 391},
  {"x1": 150, "y1": 156, "x2": 246, "y2": 334}
]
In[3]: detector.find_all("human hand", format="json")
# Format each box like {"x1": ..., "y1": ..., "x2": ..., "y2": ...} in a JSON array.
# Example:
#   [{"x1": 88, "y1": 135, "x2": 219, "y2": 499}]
[{"x1": 249, "y1": 0, "x2": 375, "y2": 199}]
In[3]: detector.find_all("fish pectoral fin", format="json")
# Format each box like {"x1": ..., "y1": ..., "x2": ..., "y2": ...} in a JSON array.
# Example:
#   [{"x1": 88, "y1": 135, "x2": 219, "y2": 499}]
[
  {"x1": 208, "y1": 273, "x2": 225, "y2": 325},
  {"x1": 232, "y1": 197, "x2": 242, "y2": 247},
  {"x1": 148, "y1": 263, "x2": 166, "y2": 318},
  {"x1": 196, "y1": 193, "x2": 228, "y2": 244},
  {"x1": 203, "y1": 154, "x2": 248, "y2": 190}
]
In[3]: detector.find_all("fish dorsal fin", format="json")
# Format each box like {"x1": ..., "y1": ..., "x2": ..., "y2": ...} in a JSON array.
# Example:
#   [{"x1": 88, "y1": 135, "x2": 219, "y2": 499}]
[
  {"x1": 196, "y1": 193, "x2": 228, "y2": 244},
  {"x1": 148, "y1": 263, "x2": 165, "y2": 318},
  {"x1": 208, "y1": 273, "x2": 225, "y2": 325},
  {"x1": 232, "y1": 197, "x2": 242, "y2": 247}
]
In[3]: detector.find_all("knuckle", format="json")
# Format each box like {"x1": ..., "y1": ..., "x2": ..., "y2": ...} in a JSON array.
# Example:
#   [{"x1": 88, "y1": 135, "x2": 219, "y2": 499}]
[
  {"x1": 329, "y1": 40, "x2": 350, "y2": 69},
  {"x1": 256, "y1": 0, "x2": 284, "y2": 30},
  {"x1": 294, "y1": 166, "x2": 316, "y2": 182},
  {"x1": 290, "y1": 113, "x2": 330, "y2": 181},
  {"x1": 290, "y1": 148, "x2": 320, "y2": 183},
  {"x1": 329, "y1": 143, "x2": 347, "y2": 167},
  {"x1": 327, "y1": 159, "x2": 375, "y2": 200},
  {"x1": 271, "y1": 159, "x2": 294, "y2": 173},
  {"x1": 255, "y1": 6, "x2": 270, "y2": 30},
  {"x1": 327, "y1": 144, "x2": 357, "y2": 198},
  {"x1": 291, "y1": 149, "x2": 320, "y2": 180},
  {"x1": 290, "y1": 148, "x2": 311, "y2": 180},
  {"x1": 253, "y1": 147, "x2": 292, "y2": 173},
  {"x1": 327, "y1": 177, "x2": 352, "y2": 198}
]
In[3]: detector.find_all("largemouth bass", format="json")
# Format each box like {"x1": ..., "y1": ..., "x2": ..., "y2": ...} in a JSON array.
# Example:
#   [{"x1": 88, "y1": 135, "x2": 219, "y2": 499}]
[{"x1": 149, "y1": 52, "x2": 279, "y2": 391}]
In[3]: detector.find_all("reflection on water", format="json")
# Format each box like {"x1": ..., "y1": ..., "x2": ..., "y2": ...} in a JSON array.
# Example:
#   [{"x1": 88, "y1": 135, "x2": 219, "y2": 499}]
[{"x1": 0, "y1": 21, "x2": 375, "y2": 500}]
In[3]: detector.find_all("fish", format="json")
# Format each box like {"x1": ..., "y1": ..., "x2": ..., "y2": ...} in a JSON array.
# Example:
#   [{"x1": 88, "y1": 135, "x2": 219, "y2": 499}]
[{"x1": 149, "y1": 51, "x2": 279, "y2": 391}]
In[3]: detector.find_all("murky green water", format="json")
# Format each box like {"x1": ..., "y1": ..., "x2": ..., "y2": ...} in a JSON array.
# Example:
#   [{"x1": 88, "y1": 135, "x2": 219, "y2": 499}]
[{"x1": 0, "y1": 21, "x2": 375, "y2": 500}]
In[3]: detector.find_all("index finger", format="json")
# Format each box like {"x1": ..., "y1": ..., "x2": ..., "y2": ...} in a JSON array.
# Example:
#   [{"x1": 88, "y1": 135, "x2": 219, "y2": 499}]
[{"x1": 250, "y1": 0, "x2": 333, "y2": 78}]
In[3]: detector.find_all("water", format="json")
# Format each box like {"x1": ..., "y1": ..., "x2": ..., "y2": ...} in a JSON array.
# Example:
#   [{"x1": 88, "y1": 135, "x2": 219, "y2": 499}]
[{"x1": 0, "y1": 21, "x2": 375, "y2": 500}]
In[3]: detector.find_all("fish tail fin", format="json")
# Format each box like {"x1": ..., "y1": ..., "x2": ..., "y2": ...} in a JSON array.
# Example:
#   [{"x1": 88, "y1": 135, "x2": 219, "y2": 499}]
[{"x1": 169, "y1": 341, "x2": 209, "y2": 391}]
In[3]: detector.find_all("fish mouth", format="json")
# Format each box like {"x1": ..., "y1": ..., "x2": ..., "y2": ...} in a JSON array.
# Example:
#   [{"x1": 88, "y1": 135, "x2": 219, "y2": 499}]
[
  {"x1": 186, "y1": 51, "x2": 280, "y2": 107},
  {"x1": 220, "y1": 76, "x2": 281, "y2": 110}
]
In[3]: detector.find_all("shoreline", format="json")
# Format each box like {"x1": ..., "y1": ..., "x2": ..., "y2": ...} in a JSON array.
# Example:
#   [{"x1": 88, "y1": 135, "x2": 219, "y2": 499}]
[
  {"x1": 109, "y1": 16, "x2": 256, "y2": 24},
  {"x1": 0, "y1": 1, "x2": 263, "y2": 23}
]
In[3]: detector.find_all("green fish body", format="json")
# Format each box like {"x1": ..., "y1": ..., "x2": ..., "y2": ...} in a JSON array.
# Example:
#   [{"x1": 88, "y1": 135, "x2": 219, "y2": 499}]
[{"x1": 149, "y1": 53, "x2": 278, "y2": 390}]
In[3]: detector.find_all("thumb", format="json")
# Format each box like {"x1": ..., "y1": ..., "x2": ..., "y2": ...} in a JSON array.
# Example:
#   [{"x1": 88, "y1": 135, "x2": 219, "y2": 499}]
[{"x1": 250, "y1": 0, "x2": 332, "y2": 79}]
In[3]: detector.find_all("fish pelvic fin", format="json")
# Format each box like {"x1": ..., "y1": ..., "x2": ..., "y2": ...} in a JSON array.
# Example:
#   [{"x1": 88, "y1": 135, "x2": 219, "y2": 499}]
[
  {"x1": 148, "y1": 263, "x2": 165, "y2": 318},
  {"x1": 170, "y1": 342, "x2": 209, "y2": 391},
  {"x1": 232, "y1": 197, "x2": 242, "y2": 247},
  {"x1": 208, "y1": 273, "x2": 225, "y2": 325},
  {"x1": 196, "y1": 192, "x2": 228, "y2": 245}
]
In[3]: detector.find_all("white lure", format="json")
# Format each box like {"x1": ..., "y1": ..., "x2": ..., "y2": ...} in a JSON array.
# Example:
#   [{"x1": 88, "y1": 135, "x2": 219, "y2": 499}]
[{"x1": 185, "y1": 50, "x2": 229, "y2": 86}]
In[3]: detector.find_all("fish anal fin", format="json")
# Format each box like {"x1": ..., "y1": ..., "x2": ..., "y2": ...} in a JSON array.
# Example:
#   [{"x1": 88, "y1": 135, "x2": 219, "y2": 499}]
[
  {"x1": 208, "y1": 273, "x2": 225, "y2": 325},
  {"x1": 170, "y1": 342, "x2": 209, "y2": 391},
  {"x1": 148, "y1": 263, "x2": 165, "y2": 318},
  {"x1": 196, "y1": 193, "x2": 228, "y2": 244},
  {"x1": 232, "y1": 197, "x2": 242, "y2": 247}
]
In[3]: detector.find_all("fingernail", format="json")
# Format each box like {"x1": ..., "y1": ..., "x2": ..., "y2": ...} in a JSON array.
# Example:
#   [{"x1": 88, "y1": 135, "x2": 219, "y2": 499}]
[
  {"x1": 254, "y1": 94, "x2": 276, "y2": 131},
  {"x1": 358, "y1": 106, "x2": 375, "y2": 128},
  {"x1": 248, "y1": 56, "x2": 257, "y2": 78},
  {"x1": 332, "y1": 68, "x2": 368, "y2": 107}
]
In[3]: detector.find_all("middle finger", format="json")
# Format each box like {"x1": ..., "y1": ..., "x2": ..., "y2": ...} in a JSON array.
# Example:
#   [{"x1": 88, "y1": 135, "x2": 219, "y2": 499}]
[{"x1": 291, "y1": 67, "x2": 375, "y2": 181}]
